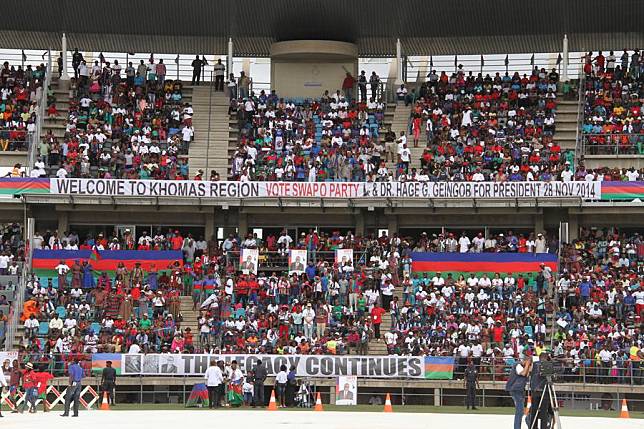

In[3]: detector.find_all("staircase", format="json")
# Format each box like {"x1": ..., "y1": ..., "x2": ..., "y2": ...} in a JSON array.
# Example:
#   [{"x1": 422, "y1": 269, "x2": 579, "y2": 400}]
[
  {"x1": 188, "y1": 87, "x2": 231, "y2": 179},
  {"x1": 554, "y1": 98, "x2": 579, "y2": 153},
  {"x1": 179, "y1": 296, "x2": 201, "y2": 337},
  {"x1": 368, "y1": 284, "x2": 404, "y2": 355}
]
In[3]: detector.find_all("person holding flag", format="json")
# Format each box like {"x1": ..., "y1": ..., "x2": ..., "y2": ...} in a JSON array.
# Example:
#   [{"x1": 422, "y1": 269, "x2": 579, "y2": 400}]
[{"x1": 33, "y1": 369, "x2": 54, "y2": 412}]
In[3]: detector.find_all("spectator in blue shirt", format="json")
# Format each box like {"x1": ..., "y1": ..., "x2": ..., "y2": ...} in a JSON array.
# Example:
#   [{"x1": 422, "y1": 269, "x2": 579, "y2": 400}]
[
  {"x1": 61, "y1": 359, "x2": 84, "y2": 417},
  {"x1": 579, "y1": 277, "x2": 592, "y2": 305}
]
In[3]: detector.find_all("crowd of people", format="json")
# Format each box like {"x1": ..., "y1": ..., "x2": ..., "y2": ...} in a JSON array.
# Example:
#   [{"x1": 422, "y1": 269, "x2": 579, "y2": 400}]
[
  {"x1": 229, "y1": 81, "x2": 388, "y2": 181},
  {"x1": 581, "y1": 50, "x2": 643, "y2": 155},
  {"x1": 33, "y1": 52, "x2": 193, "y2": 180},
  {"x1": 13, "y1": 224, "x2": 643, "y2": 385},
  {"x1": 0, "y1": 223, "x2": 25, "y2": 349},
  {"x1": 401, "y1": 66, "x2": 572, "y2": 182},
  {"x1": 0, "y1": 61, "x2": 46, "y2": 151}
]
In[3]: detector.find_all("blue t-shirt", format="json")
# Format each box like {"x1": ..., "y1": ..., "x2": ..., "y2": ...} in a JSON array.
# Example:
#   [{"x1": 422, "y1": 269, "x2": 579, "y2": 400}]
[{"x1": 69, "y1": 363, "x2": 84, "y2": 382}]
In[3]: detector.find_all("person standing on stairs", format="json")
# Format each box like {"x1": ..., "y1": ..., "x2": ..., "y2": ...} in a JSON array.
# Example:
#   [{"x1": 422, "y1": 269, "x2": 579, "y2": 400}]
[
  {"x1": 370, "y1": 303, "x2": 385, "y2": 341},
  {"x1": 214, "y1": 59, "x2": 225, "y2": 91},
  {"x1": 191, "y1": 55, "x2": 203, "y2": 86}
]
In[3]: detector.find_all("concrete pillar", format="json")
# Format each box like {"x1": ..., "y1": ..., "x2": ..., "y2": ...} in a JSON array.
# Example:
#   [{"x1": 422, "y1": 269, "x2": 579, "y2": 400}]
[
  {"x1": 568, "y1": 212, "x2": 579, "y2": 241},
  {"x1": 328, "y1": 386, "x2": 336, "y2": 405},
  {"x1": 227, "y1": 37, "x2": 233, "y2": 78},
  {"x1": 354, "y1": 210, "x2": 365, "y2": 237},
  {"x1": 395, "y1": 38, "x2": 403, "y2": 85},
  {"x1": 204, "y1": 211, "x2": 215, "y2": 241},
  {"x1": 238, "y1": 211, "x2": 248, "y2": 237},
  {"x1": 387, "y1": 215, "x2": 398, "y2": 235},
  {"x1": 534, "y1": 213, "x2": 544, "y2": 236},
  {"x1": 434, "y1": 388, "x2": 441, "y2": 406},
  {"x1": 562, "y1": 34, "x2": 569, "y2": 82},
  {"x1": 57, "y1": 211, "x2": 69, "y2": 234}
]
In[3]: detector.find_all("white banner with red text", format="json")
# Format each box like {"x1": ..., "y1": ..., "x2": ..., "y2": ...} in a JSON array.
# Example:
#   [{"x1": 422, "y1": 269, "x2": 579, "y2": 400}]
[{"x1": 49, "y1": 179, "x2": 602, "y2": 199}]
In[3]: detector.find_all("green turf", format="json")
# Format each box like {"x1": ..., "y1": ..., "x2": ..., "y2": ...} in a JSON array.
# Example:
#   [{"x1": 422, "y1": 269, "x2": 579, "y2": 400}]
[{"x1": 57, "y1": 403, "x2": 642, "y2": 418}]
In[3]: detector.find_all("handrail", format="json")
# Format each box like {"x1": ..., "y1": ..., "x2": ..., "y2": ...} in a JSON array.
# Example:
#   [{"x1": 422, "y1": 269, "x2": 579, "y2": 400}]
[
  {"x1": 574, "y1": 68, "x2": 585, "y2": 166},
  {"x1": 27, "y1": 49, "x2": 52, "y2": 173}
]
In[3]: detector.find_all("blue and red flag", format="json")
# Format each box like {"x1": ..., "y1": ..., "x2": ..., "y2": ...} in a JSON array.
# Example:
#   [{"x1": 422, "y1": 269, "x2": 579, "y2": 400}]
[
  {"x1": 411, "y1": 252, "x2": 557, "y2": 277},
  {"x1": 32, "y1": 249, "x2": 183, "y2": 273}
]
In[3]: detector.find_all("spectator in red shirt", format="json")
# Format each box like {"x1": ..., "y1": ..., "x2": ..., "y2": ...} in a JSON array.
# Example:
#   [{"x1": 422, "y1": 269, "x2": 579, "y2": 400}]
[
  {"x1": 370, "y1": 304, "x2": 386, "y2": 341},
  {"x1": 342, "y1": 72, "x2": 356, "y2": 102}
]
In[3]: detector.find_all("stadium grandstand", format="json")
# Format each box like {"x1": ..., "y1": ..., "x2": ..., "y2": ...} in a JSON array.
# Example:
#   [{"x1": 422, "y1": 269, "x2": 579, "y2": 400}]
[{"x1": 0, "y1": 1, "x2": 642, "y2": 428}]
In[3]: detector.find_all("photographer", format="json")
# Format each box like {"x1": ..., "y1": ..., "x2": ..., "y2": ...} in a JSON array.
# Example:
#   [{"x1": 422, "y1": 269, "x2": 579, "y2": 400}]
[
  {"x1": 505, "y1": 353, "x2": 533, "y2": 429},
  {"x1": 528, "y1": 351, "x2": 553, "y2": 429}
]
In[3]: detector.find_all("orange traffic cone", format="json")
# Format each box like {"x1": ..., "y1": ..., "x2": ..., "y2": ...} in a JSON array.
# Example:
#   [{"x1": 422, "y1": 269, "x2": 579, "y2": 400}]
[
  {"x1": 314, "y1": 392, "x2": 324, "y2": 411},
  {"x1": 524, "y1": 394, "x2": 532, "y2": 416},
  {"x1": 267, "y1": 389, "x2": 278, "y2": 411},
  {"x1": 383, "y1": 393, "x2": 393, "y2": 412},
  {"x1": 100, "y1": 391, "x2": 110, "y2": 411},
  {"x1": 619, "y1": 399, "x2": 630, "y2": 418}
]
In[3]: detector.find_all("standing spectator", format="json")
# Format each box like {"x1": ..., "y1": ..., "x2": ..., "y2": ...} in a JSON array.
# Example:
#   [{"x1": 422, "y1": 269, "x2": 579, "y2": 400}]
[
  {"x1": 252, "y1": 360, "x2": 267, "y2": 407},
  {"x1": 71, "y1": 49, "x2": 83, "y2": 79},
  {"x1": 0, "y1": 361, "x2": 6, "y2": 417},
  {"x1": 19, "y1": 363, "x2": 37, "y2": 413},
  {"x1": 213, "y1": 59, "x2": 225, "y2": 91},
  {"x1": 156, "y1": 59, "x2": 166, "y2": 86},
  {"x1": 464, "y1": 359, "x2": 480, "y2": 410},
  {"x1": 191, "y1": 55, "x2": 203, "y2": 86},
  {"x1": 275, "y1": 364, "x2": 288, "y2": 408},
  {"x1": 370, "y1": 303, "x2": 385, "y2": 341},
  {"x1": 342, "y1": 72, "x2": 355, "y2": 102},
  {"x1": 101, "y1": 360, "x2": 117, "y2": 406},
  {"x1": 238, "y1": 71, "x2": 251, "y2": 100},
  {"x1": 505, "y1": 355, "x2": 532, "y2": 429},
  {"x1": 204, "y1": 359, "x2": 223, "y2": 408},
  {"x1": 61, "y1": 358, "x2": 84, "y2": 417}
]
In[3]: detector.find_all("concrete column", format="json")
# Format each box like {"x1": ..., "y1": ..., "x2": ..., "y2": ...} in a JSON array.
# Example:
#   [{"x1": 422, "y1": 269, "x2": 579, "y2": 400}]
[
  {"x1": 534, "y1": 213, "x2": 544, "y2": 235},
  {"x1": 204, "y1": 211, "x2": 215, "y2": 241},
  {"x1": 227, "y1": 37, "x2": 233, "y2": 77},
  {"x1": 433, "y1": 388, "x2": 441, "y2": 406},
  {"x1": 395, "y1": 38, "x2": 404, "y2": 85},
  {"x1": 328, "y1": 386, "x2": 335, "y2": 405},
  {"x1": 387, "y1": 215, "x2": 398, "y2": 235},
  {"x1": 238, "y1": 211, "x2": 248, "y2": 237},
  {"x1": 354, "y1": 210, "x2": 365, "y2": 237},
  {"x1": 57, "y1": 211, "x2": 69, "y2": 234},
  {"x1": 60, "y1": 33, "x2": 70, "y2": 81},
  {"x1": 562, "y1": 34, "x2": 569, "y2": 82},
  {"x1": 568, "y1": 212, "x2": 579, "y2": 241}
]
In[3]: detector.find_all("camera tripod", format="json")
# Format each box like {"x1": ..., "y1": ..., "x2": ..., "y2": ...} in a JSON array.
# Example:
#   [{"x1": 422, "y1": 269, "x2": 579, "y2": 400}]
[{"x1": 529, "y1": 378, "x2": 562, "y2": 429}]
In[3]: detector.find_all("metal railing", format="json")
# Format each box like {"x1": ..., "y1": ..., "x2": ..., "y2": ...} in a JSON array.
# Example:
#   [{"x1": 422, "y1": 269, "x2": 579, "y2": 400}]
[
  {"x1": 26, "y1": 49, "x2": 51, "y2": 173},
  {"x1": 574, "y1": 66, "x2": 586, "y2": 165},
  {"x1": 0, "y1": 135, "x2": 30, "y2": 153},
  {"x1": 581, "y1": 134, "x2": 644, "y2": 155}
]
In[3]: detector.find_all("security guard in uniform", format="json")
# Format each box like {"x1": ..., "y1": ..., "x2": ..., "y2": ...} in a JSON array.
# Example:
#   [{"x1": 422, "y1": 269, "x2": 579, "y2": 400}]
[{"x1": 464, "y1": 359, "x2": 480, "y2": 410}]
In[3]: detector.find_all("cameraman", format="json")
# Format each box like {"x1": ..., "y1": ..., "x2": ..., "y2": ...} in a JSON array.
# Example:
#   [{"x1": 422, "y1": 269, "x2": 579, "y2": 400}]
[
  {"x1": 505, "y1": 352, "x2": 533, "y2": 429},
  {"x1": 528, "y1": 350, "x2": 553, "y2": 429}
]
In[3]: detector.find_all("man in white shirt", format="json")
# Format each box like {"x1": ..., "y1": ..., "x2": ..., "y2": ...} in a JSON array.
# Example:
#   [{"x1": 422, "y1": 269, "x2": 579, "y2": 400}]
[
  {"x1": 204, "y1": 360, "x2": 224, "y2": 408},
  {"x1": 458, "y1": 232, "x2": 471, "y2": 253}
]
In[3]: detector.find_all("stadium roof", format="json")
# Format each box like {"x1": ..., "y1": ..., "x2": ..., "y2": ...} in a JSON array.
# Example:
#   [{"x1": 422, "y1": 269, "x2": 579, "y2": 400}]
[{"x1": 1, "y1": 0, "x2": 642, "y2": 56}]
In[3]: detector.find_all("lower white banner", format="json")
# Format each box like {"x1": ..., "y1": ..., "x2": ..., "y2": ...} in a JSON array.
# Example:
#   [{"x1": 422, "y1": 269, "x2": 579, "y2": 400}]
[{"x1": 120, "y1": 354, "x2": 424, "y2": 378}]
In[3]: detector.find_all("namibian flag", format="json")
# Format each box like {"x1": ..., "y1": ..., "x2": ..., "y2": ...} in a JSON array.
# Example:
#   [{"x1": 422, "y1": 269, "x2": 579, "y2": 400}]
[
  {"x1": 32, "y1": 249, "x2": 183, "y2": 279},
  {"x1": 425, "y1": 356, "x2": 455, "y2": 379},
  {"x1": 0, "y1": 178, "x2": 50, "y2": 195},
  {"x1": 186, "y1": 383, "x2": 209, "y2": 408},
  {"x1": 601, "y1": 181, "x2": 644, "y2": 200},
  {"x1": 91, "y1": 353, "x2": 122, "y2": 375},
  {"x1": 411, "y1": 252, "x2": 557, "y2": 278}
]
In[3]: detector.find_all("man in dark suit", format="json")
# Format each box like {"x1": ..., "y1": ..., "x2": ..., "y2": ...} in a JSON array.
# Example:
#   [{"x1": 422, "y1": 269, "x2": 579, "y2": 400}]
[
  {"x1": 161, "y1": 356, "x2": 177, "y2": 374},
  {"x1": 337, "y1": 383, "x2": 354, "y2": 401},
  {"x1": 289, "y1": 256, "x2": 304, "y2": 272},
  {"x1": 240, "y1": 255, "x2": 255, "y2": 273}
]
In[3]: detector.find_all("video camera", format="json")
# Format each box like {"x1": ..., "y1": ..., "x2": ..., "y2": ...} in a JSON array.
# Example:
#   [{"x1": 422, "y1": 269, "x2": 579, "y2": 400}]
[{"x1": 538, "y1": 358, "x2": 562, "y2": 381}]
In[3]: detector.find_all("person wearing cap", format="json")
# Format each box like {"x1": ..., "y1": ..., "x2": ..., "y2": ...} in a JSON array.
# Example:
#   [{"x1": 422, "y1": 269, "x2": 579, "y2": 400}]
[
  {"x1": 20, "y1": 362, "x2": 38, "y2": 413},
  {"x1": 101, "y1": 360, "x2": 117, "y2": 406},
  {"x1": 61, "y1": 358, "x2": 84, "y2": 417}
]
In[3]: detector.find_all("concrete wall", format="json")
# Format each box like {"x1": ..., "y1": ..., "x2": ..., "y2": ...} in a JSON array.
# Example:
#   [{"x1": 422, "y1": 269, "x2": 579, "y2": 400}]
[
  {"x1": 270, "y1": 40, "x2": 358, "y2": 98},
  {"x1": 272, "y1": 61, "x2": 357, "y2": 98},
  {"x1": 583, "y1": 155, "x2": 643, "y2": 170}
]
